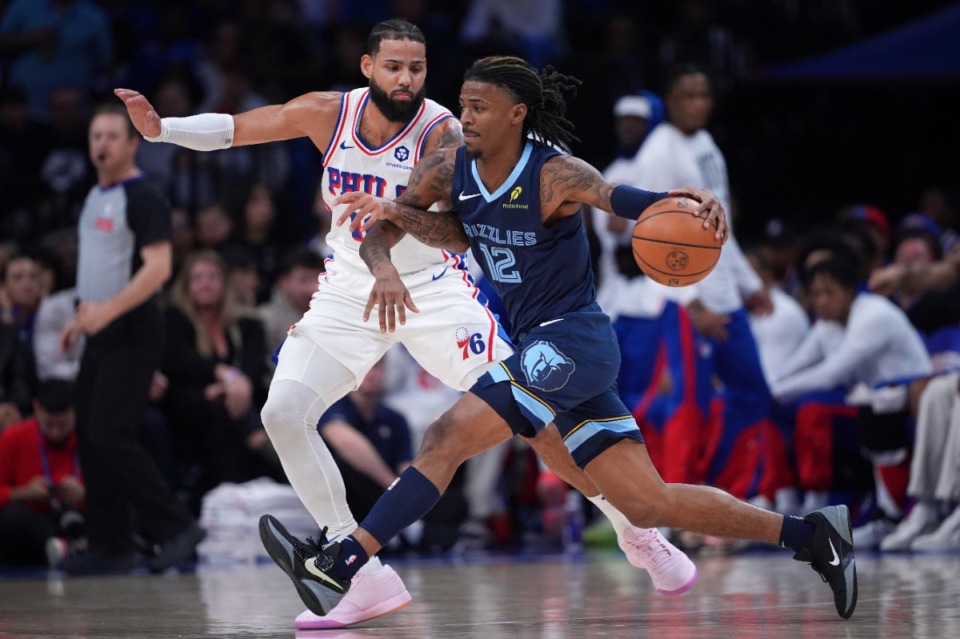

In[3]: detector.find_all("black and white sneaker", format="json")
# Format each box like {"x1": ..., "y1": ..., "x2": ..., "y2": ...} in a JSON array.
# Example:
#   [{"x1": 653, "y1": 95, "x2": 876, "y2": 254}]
[
  {"x1": 793, "y1": 505, "x2": 858, "y2": 619},
  {"x1": 258, "y1": 514, "x2": 350, "y2": 615}
]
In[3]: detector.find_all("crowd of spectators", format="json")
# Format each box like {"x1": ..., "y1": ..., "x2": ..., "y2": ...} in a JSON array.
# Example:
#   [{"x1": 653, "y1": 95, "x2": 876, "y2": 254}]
[{"x1": 2, "y1": 0, "x2": 960, "y2": 569}]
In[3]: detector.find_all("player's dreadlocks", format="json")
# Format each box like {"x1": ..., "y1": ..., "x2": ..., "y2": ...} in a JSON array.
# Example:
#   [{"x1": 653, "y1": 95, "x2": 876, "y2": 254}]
[{"x1": 464, "y1": 56, "x2": 581, "y2": 149}]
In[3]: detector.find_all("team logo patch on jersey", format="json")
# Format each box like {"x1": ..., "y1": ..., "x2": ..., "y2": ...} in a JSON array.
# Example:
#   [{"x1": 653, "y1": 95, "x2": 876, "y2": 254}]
[
  {"x1": 521, "y1": 340, "x2": 575, "y2": 392},
  {"x1": 394, "y1": 145, "x2": 410, "y2": 162}
]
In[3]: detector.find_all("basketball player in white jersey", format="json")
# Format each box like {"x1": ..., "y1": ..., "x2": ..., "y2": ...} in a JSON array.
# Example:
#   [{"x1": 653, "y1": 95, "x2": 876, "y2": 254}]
[{"x1": 115, "y1": 19, "x2": 694, "y2": 629}]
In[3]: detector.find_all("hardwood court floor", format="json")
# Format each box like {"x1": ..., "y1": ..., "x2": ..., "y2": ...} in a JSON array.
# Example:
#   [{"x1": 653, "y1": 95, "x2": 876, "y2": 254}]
[{"x1": 1, "y1": 549, "x2": 958, "y2": 638}]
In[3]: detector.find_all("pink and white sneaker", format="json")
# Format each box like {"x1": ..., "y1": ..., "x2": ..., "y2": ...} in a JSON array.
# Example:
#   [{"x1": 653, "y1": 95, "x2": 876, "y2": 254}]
[
  {"x1": 294, "y1": 563, "x2": 412, "y2": 630},
  {"x1": 618, "y1": 526, "x2": 698, "y2": 595}
]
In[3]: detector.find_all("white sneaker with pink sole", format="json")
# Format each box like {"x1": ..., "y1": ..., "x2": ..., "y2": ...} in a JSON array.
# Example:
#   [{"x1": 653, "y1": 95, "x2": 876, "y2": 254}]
[
  {"x1": 294, "y1": 563, "x2": 412, "y2": 630},
  {"x1": 619, "y1": 526, "x2": 698, "y2": 595}
]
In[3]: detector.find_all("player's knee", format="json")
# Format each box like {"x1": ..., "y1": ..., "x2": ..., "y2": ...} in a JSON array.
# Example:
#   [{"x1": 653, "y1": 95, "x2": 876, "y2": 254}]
[
  {"x1": 260, "y1": 381, "x2": 325, "y2": 435},
  {"x1": 418, "y1": 413, "x2": 470, "y2": 467}
]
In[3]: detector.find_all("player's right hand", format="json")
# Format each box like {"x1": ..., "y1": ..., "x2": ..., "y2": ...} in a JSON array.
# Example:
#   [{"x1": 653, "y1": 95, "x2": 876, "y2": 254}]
[
  {"x1": 335, "y1": 192, "x2": 391, "y2": 234},
  {"x1": 113, "y1": 88, "x2": 162, "y2": 138},
  {"x1": 364, "y1": 264, "x2": 419, "y2": 333}
]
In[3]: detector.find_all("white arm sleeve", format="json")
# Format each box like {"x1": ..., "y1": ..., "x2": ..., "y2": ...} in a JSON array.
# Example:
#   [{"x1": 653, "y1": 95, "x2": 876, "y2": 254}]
[{"x1": 143, "y1": 113, "x2": 235, "y2": 151}]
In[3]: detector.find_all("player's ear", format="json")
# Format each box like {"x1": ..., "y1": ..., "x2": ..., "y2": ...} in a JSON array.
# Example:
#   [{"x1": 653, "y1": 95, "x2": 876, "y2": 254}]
[
  {"x1": 360, "y1": 54, "x2": 374, "y2": 80},
  {"x1": 510, "y1": 103, "x2": 527, "y2": 126}
]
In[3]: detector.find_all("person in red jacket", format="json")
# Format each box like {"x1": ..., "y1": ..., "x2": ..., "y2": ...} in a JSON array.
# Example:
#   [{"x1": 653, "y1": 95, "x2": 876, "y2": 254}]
[{"x1": 0, "y1": 379, "x2": 85, "y2": 567}]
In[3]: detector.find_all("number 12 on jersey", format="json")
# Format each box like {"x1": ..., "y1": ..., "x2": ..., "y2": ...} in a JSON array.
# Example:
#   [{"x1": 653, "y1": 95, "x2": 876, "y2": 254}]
[{"x1": 478, "y1": 244, "x2": 522, "y2": 284}]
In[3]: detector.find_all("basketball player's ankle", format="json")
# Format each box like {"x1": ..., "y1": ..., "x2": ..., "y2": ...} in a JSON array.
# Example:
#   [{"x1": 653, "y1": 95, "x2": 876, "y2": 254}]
[{"x1": 335, "y1": 536, "x2": 369, "y2": 580}]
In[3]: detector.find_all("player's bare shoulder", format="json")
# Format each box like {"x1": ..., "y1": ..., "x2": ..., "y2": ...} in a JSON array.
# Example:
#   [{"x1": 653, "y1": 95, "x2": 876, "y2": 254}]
[
  {"x1": 278, "y1": 91, "x2": 344, "y2": 148},
  {"x1": 423, "y1": 117, "x2": 464, "y2": 154}
]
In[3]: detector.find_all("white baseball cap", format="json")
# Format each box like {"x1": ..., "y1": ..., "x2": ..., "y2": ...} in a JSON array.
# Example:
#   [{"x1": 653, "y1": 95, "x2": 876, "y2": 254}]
[{"x1": 613, "y1": 95, "x2": 652, "y2": 119}]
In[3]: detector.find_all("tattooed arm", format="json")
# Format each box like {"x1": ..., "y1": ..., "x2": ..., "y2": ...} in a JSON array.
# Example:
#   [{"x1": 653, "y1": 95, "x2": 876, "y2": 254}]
[
  {"x1": 337, "y1": 145, "x2": 467, "y2": 332},
  {"x1": 539, "y1": 155, "x2": 728, "y2": 240},
  {"x1": 351, "y1": 146, "x2": 469, "y2": 266}
]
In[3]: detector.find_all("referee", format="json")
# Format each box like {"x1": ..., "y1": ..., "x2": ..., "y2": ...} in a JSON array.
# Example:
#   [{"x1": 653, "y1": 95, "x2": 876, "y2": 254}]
[{"x1": 60, "y1": 103, "x2": 203, "y2": 574}]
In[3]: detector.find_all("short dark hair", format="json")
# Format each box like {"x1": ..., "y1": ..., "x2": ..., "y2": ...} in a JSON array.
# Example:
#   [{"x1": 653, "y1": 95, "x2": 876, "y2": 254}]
[
  {"x1": 0, "y1": 252, "x2": 32, "y2": 284},
  {"x1": 797, "y1": 229, "x2": 859, "y2": 285},
  {"x1": 807, "y1": 254, "x2": 861, "y2": 290},
  {"x1": 663, "y1": 63, "x2": 709, "y2": 95},
  {"x1": 92, "y1": 102, "x2": 138, "y2": 138},
  {"x1": 282, "y1": 248, "x2": 325, "y2": 275},
  {"x1": 367, "y1": 19, "x2": 425, "y2": 56},
  {"x1": 463, "y1": 56, "x2": 581, "y2": 149},
  {"x1": 36, "y1": 379, "x2": 75, "y2": 413}
]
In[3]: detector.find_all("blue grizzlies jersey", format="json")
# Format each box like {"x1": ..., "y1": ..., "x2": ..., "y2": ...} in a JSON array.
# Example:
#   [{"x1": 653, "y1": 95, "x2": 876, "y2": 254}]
[{"x1": 453, "y1": 141, "x2": 598, "y2": 340}]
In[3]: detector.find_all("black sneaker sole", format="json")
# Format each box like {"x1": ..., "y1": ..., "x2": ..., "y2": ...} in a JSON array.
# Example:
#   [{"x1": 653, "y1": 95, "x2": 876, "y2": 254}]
[{"x1": 258, "y1": 515, "x2": 344, "y2": 616}]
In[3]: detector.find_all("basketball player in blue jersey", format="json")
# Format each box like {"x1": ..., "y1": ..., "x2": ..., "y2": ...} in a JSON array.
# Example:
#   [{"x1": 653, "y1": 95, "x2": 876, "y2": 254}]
[
  {"x1": 260, "y1": 56, "x2": 859, "y2": 621},
  {"x1": 116, "y1": 21, "x2": 695, "y2": 629}
]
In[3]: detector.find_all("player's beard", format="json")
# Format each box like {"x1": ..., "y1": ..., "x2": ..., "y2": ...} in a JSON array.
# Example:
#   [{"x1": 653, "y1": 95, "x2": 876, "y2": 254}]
[{"x1": 368, "y1": 77, "x2": 425, "y2": 123}]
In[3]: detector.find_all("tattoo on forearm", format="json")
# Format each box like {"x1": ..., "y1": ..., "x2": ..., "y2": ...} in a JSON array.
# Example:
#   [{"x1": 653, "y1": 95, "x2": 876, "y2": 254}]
[
  {"x1": 391, "y1": 204, "x2": 469, "y2": 252},
  {"x1": 540, "y1": 156, "x2": 614, "y2": 210},
  {"x1": 359, "y1": 222, "x2": 403, "y2": 273},
  {"x1": 387, "y1": 150, "x2": 469, "y2": 251}
]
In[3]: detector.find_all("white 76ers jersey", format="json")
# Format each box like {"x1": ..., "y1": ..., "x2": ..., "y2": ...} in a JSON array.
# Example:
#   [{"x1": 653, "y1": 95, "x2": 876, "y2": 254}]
[{"x1": 320, "y1": 88, "x2": 457, "y2": 276}]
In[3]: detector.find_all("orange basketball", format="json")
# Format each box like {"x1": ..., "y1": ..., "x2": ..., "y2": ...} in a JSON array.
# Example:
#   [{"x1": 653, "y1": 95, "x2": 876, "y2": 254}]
[{"x1": 631, "y1": 196, "x2": 723, "y2": 286}]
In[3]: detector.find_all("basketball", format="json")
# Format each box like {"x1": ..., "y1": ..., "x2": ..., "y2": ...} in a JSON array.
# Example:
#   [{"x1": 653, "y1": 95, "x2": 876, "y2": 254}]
[{"x1": 631, "y1": 196, "x2": 723, "y2": 286}]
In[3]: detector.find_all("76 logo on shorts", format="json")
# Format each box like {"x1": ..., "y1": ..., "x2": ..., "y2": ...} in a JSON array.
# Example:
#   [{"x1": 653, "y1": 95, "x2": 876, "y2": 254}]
[{"x1": 455, "y1": 326, "x2": 486, "y2": 360}]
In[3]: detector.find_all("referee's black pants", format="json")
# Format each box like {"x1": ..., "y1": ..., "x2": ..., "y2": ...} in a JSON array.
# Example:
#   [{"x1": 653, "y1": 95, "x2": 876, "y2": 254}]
[{"x1": 75, "y1": 304, "x2": 193, "y2": 554}]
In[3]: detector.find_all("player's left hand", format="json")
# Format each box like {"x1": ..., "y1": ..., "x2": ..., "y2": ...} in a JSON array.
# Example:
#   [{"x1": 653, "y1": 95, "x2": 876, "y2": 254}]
[
  {"x1": 669, "y1": 187, "x2": 728, "y2": 243},
  {"x1": 364, "y1": 263, "x2": 419, "y2": 333},
  {"x1": 335, "y1": 192, "x2": 391, "y2": 234}
]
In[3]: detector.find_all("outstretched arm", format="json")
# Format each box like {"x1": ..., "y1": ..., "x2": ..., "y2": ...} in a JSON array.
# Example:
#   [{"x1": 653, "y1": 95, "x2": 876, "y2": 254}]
[
  {"x1": 540, "y1": 155, "x2": 728, "y2": 242},
  {"x1": 869, "y1": 244, "x2": 960, "y2": 297},
  {"x1": 114, "y1": 88, "x2": 340, "y2": 151}
]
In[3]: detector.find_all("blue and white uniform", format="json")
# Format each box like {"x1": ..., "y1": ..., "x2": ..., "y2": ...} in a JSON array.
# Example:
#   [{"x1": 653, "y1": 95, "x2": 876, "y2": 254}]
[{"x1": 455, "y1": 141, "x2": 644, "y2": 467}]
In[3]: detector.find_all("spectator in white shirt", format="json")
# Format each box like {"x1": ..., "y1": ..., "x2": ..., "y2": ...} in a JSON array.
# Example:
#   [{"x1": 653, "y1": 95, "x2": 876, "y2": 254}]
[{"x1": 772, "y1": 254, "x2": 933, "y2": 546}]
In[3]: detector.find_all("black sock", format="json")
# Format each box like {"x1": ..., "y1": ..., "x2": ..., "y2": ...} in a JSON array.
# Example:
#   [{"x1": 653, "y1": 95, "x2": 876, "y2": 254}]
[{"x1": 779, "y1": 515, "x2": 816, "y2": 552}]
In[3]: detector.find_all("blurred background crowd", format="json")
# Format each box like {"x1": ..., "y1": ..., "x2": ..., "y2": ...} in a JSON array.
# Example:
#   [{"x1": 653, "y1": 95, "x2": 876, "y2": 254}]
[{"x1": 2, "y1": 0, "x2": 959, "y2": 570}]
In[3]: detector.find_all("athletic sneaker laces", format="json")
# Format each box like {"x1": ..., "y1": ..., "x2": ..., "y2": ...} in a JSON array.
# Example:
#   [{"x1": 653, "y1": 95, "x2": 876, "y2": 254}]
[
  {"x1": 259, "y1": 515, "x2": 350, "y2": 616},
  {"x1": 793, "y1": 505, "x2": 858, "y2": 619},
  {"x1": 620, "y1": 527, "x2": 697, "y2": 594}
]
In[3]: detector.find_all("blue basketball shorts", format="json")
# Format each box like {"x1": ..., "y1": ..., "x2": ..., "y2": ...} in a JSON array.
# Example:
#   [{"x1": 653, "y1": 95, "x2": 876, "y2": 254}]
[{"x1": 470, "y1": 309, "x2": 644, "y2": 468}]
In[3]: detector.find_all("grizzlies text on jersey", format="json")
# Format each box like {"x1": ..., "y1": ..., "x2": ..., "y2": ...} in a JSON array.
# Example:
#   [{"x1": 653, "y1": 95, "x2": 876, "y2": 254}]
[{"x1": 452, "y1": 141, "x2": 598, "y2": 341}]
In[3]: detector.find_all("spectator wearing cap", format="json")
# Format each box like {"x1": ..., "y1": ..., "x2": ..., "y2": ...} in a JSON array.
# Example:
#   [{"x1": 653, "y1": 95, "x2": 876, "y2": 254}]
[
  {"x1": 838, "y1": 204, "x2": 891, "y2": 265},
  {"x1": 594, "y1": 94, "x2": 654, "y2": 310}
]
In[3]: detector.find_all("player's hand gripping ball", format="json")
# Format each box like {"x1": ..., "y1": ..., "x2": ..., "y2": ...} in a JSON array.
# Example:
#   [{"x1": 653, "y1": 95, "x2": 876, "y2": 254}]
[{"x1": 632, "y1": 196, "x2": 723, "y2": 286}]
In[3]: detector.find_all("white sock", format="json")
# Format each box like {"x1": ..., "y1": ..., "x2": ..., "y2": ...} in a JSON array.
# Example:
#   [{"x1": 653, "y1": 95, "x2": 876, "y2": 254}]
[
  {"x1": 358, "y1": 555, "x2": 383, "y2": 575},
  {"x1": 588, "y1": 494, "x2": 632, "y2": 539}
]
